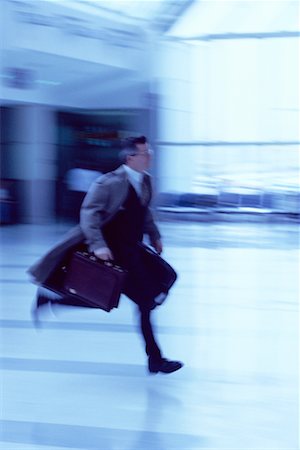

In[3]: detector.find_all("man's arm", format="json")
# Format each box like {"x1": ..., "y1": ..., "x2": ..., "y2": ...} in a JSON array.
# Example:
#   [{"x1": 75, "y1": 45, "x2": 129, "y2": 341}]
[{"x1": 144, "y1": 208, "x2": 163, "y2": 254}]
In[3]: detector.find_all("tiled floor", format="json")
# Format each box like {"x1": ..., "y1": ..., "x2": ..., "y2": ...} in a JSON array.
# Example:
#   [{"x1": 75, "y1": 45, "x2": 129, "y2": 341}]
[{"x1": 0, "y1": 220, "x2": 299, "y2": 450}]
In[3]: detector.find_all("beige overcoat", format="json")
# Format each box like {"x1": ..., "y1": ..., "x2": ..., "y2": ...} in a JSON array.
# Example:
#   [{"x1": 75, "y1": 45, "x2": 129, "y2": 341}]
[{"x1": 28, "y1": 166, "x2": 161, "y2": 284}]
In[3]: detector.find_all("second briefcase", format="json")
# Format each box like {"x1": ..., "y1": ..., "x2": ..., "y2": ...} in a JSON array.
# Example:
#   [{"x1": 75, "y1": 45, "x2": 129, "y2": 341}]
[
  {"x1": 62, "y1": 251, "x2": 127, "y2": 312},
  {"x1": 122, "y1": 243, "x2": 177, "y2": 306}
]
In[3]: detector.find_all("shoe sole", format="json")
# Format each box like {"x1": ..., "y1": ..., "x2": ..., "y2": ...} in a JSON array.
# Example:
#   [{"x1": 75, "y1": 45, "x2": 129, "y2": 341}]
[{"x1": 149, "y1": 364, "x2": 183, "y2": 374}]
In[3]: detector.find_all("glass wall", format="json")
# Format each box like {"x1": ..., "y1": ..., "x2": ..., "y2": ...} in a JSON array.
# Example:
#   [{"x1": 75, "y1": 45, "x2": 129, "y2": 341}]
[{"x1": 156, "y1": 36, "x2": 299, "y2": 215}]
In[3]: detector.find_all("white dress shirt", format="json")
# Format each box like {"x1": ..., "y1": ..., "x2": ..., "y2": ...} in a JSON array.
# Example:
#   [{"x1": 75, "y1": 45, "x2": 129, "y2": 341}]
[{"x1": 123, "y1": 164, "x2": 144, "y2": 197}]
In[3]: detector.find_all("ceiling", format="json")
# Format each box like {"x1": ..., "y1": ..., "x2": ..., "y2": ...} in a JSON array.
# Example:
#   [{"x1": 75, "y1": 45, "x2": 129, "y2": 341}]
[
  {"x1": 41, "y1": 0, "x2": 299, "y2": 36},
  {"x1": 168, "y1": 0, "x2": 300, "y2": 39},
  {"x1": 1, "y1": 0, "x2": 299, "y2": 107},
  {"x1": 0, "y1": 47, "x2": 145, "y2": 108},
  {"x1": 42, "y1": 0, "x2": 194, "y2": 33}
]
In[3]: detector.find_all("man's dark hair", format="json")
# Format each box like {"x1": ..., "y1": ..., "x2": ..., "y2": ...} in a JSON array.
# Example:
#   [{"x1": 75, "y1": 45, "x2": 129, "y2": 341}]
[{"x1": 119, "y1": 135, "x2": 148, "y2": 164}]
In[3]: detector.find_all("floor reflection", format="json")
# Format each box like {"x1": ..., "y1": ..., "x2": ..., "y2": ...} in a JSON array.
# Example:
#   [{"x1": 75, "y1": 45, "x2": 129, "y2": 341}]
[{"x1": 0, "y1": 221, "x2": 299, "y2": 449}]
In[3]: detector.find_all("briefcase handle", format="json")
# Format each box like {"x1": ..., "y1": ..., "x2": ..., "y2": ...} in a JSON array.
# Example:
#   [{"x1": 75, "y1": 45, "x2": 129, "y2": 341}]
[
  {"x1": 76, "y1": 250, "x2": 125, "y2": 273},
  {"x1": 138, "y1": 242, "x2": 159, "y2": 256}
]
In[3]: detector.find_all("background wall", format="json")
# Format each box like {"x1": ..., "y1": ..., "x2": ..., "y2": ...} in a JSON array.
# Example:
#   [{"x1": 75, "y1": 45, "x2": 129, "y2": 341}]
[
  {"x1": 0, "y1": 0, "x2": 299, "y2": 222},
  {"x1": 156, "y1": 37, "x2": 299, "y2": 194}
]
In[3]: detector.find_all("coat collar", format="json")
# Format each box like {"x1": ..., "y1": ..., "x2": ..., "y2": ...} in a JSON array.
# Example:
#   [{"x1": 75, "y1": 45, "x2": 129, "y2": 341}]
[{"x1": 114, "y1": 164, "x2": 150, "y2": 179}]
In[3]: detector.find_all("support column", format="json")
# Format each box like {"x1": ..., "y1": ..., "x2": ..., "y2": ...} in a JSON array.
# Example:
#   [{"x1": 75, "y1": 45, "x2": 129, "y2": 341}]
[{"x1": 2, "y1": 105, "x2": 57, "y2": 223}]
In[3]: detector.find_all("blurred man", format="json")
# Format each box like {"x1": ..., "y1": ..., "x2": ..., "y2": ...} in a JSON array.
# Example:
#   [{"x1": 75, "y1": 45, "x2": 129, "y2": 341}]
[{"x1": 30, "y1": 136, "x2": 183, "y2": 375}]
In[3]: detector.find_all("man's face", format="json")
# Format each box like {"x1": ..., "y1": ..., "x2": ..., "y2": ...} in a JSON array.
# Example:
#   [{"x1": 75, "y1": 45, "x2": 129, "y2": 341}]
[{"x1": 127, "y1": 143, "x2": 152, "y2": 172}]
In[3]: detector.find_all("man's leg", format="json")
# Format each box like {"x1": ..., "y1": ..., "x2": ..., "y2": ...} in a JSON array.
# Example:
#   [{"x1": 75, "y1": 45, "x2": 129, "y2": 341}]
[
  {"x1": 124, "y1": 262, "x2": 183, "y2": 374},
  {"x1": 138, "y1": 304, "x2": 183, "y2": 374},
  {"x1": 139, "y1": 305, "x2": 162, "y2": 362},
  {"x1": 32, "y1": 286, "x2": 98, "y2": 325}
]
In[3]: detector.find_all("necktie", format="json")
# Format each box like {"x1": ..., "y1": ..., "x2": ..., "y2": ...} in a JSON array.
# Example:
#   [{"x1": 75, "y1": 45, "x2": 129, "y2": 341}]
[{"x1": 140, "y1": 176, "x2": 150, "y2": 206}]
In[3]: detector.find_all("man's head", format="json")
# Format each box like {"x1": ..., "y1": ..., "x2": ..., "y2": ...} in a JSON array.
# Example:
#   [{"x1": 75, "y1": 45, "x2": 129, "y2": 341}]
[{"x1": 119, "y1": 136, "x2": 152, "y2": 173}]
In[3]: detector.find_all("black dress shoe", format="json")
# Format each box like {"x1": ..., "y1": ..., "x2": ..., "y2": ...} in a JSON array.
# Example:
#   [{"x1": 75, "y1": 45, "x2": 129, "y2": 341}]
[
  {"x1": 31, "y1": 292, "x2": 52, "y2": 326},
  {"x1": 148, "y1": 358, "x2": 183, "y2": 374}
]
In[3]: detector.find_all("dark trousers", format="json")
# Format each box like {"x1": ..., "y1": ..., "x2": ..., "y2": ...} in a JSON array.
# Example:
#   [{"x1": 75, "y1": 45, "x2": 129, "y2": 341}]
[
  {"x1": 37, "y1": 285, "x2": 162, "y2": 362},
  {"x1": 120, "y1": 254, "x2": 163, "y2": 362},
  {"x1": 139, "y1": 306, "x2": 161, "y2": 361}
]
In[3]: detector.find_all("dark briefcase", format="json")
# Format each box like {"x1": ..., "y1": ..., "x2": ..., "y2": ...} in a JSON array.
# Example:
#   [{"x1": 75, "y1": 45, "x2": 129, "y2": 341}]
[
  {"x1": 62, "y1": 251, "x2": 127, "y2": 312},
  {"x1": 122, "y1": 244, "x2": 177, "y2": 305},
  {"x1": 140, "y1": 244, "x2": 177, "y2": 293}
]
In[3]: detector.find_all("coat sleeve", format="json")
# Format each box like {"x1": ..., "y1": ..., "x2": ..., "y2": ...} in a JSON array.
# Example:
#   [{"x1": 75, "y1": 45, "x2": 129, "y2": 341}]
[
  {"x1": 144, "y1": 207, "x2": 161, "y2": 245},
  {"x1": 79, "y1": 178, "x2": 110, "y2": 252},
  {"x1": 143, "y1": 175, "x2": 161, "y2": 245}
]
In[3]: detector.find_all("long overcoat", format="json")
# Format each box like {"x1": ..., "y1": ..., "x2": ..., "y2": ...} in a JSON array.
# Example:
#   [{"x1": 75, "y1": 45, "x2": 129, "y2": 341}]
[{"x1": 28, "y1": 166, "x2": 161, "y2": 285}]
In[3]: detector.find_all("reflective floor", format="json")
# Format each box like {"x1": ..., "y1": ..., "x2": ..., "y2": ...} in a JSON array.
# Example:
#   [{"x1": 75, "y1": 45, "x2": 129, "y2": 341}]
[{"x1": 0, "y1": 220, "x2": 299, "y2": 450}]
